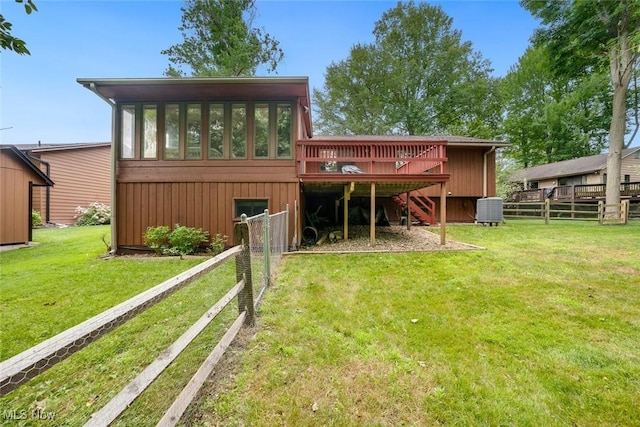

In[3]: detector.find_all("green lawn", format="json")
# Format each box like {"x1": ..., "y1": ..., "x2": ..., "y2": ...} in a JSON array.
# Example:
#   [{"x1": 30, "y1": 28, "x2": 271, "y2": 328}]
[
  {"x1": 1, "y1": 222, "x2": 639, "y2": 426},
  {"x1": 191, "y1": 220, "x2": 640, "y2": 426},
  {"x1": 0, "y1": 226, "x2": 238, "y2": 425}
]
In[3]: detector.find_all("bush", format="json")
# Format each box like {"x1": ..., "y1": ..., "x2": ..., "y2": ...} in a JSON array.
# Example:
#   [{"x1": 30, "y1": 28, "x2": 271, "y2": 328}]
[
  {"x1": 168, "y1": 224, "x2": 210, "y2": 256},
  {"x1": 143, "y1": 224, "x2": 211, "y2": 256},
  {"x1": 74, "y1": 202, "x2": 111, "y2": 226},
  {"x1": 143, "y1": 225, "x2": 171, "y2": 255},
  {"x1": 210, "y1": 233, "x2": 228, "y2": 255},
  {"x1": 31, "y1": 210, "x2": 42, "y2": 227}
]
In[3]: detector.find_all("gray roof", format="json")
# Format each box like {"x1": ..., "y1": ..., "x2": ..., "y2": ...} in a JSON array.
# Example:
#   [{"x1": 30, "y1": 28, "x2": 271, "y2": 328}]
[{"x1": 521, "y1": 147, "x2": 640, "y2": 181}]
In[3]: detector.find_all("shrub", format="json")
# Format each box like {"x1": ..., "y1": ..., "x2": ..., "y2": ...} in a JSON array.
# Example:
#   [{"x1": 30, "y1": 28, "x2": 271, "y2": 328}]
[
  {"x1": 74, "y1": 202, "x2": 111, "y2": 226},
  {"x1": 31, "y1": 210, "x2": 42, "y2": 227},
  {"x1": 168, "y1": 224, "x2": 210, "y2": 256},
  {"x1": 144, "y1": 224, "x2": 211, "y2": 256},
  {"x1": 210, "y1": 233, "x2": 228, "y2": 255},
  {"x1": 143, "y1": 225, "x2": 171, "y2": 255}
]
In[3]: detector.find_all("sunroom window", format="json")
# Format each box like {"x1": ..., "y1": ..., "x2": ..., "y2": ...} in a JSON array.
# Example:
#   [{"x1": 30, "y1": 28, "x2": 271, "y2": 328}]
[
  {"x1": 254, "y1": 104, "x2": 270, "y2": 158},
  {"x1": 142, "y1": 105, "x2": 157, "y2": 159},
  {"x1": 186, "y1": 104, "x2": 202, "y2": 159},
  {"x1": 120, "y1": 105, "x2": 136, "y2": 159},
  {"x1": 231, "y1": 104, "x2": 247, "y2": 158},
  {"x1": 209, "y1": 103, "x2": 224, "y2": 158},
  {"x1": 164, "y1": 104, "x2": 180, "y2": 159}
]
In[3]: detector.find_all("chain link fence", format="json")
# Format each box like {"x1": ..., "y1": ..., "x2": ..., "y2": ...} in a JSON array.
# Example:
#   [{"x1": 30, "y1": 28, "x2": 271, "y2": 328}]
[{"x1": 244, "y1": 206, "x2": 289, "y2": 307}]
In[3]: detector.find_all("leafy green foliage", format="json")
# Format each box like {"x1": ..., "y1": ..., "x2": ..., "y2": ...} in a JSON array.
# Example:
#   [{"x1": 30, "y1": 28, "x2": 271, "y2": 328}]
[
  {"x1": 31, "y1": 209, "x2": 42, "y2": 227},
  {"x1": 0, "y1": 0, "x2": 37, "y2": 55},
  {"x1": 209, "y1": 233, "x2": 228, "y2": 255},
  {"x1": 143, "y1": 225, "x2": 171, "y2": 255},
  {"x1": 500, "y1": 45, "x2": 610, "y2": 167},
  {"x1": 144, "y1": 224, "x2": 211, "y2": 256},
  {"x1": 522, "y1": 0, "x2": 640, "y2": 206},
  {"x1": 313, "y1": 1, "x2": 500, "y2": 137},
  {"x1": 168, "y1": 224, "x2": 210, "y2": 256},
  {"x1": 74, "y1": 202, "x2": 111, "y2": 226},
  {"x1": 161, "y1": 0, "x2": 284, "y2": 76}
]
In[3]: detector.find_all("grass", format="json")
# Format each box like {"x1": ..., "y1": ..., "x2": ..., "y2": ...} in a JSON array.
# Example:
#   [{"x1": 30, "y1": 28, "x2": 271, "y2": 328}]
[
  {"x1": 1, "y1": 221, "x2": 639, "y2": 425},
  {"x1": 190, "y1": 220, "x2": 640, "y2": 426},
  {"x1": 0, "y1": 226, "x2": 239, "y2": 425}
]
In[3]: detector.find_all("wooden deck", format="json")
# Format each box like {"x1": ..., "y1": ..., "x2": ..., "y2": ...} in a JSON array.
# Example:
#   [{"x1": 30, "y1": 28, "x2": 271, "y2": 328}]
[
  {"x1": 513, "y1": 182, "x2": 640, "y2": 203},
  {"x1": 296, "y1": 139, "x2": 449, "y2": 196}
]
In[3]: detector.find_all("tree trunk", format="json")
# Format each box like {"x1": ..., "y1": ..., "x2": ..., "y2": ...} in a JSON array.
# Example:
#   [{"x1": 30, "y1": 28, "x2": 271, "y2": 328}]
[
  {"x1": 605, "y1": 83, "x2": 626, "y2": 217},
  {"x1": 605, "y1": 35, "x2": 634, "y2": 219}
]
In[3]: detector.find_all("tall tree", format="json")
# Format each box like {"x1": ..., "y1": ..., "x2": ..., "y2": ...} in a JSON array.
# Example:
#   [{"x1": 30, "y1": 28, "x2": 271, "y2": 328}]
[
  {"x1": 501, "y1": 46, "x2": 610, "y2": 167},
  {"x1": 162, "y1": 0, "x2": 283, "y2": 77},
  {"x1": 1, "y1": 0, "x2": 37, "y2": 55},
  {"x1": 313, "y1": 1, "x2": 500, "y2": 137},
  {"x1": 522, "y1": 0, "x2": 639, "y2": 214}
]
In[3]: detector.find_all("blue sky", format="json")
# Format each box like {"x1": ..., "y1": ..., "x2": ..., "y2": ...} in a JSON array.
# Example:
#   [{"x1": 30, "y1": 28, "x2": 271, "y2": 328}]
[{"x1": 1, "y1": 0, "x2": 539, "y2": 145}]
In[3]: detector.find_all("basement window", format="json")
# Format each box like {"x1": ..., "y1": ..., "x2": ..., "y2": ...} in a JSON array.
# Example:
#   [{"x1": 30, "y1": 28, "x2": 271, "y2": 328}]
[{"x1": 234, "y1": 199, "x2": 268, "y2": 219}]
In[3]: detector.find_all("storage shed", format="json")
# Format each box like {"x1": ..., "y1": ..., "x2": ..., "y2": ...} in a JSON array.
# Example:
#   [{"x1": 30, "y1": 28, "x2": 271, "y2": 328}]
[{"x1": 0, "y1": 146, "x2": 54, "y2": 245}]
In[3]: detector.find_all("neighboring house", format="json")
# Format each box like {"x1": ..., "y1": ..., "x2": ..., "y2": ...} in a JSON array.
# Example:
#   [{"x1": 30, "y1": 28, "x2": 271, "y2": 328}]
[
  {"x1": 511, "y1": 147, "x2": 640, "y2": 202},
  {"x1": 78, "y1": 77, "x2": 506, "y2": 253},
  {"x1": 18, "y1": 142, "x2": 111, "y2": 224},
  {"x1": 0, "y1": 145, "x2": 54, "y2": 245}
]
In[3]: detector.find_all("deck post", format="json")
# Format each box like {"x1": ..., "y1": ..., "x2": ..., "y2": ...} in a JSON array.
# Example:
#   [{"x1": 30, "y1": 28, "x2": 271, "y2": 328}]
[
  {"x1": 343, "y1": 184, "x2": 350, "y2": 241},
  {"x1": 544, "y1": 199, "x2": 550, "y2": 224},
  {"x1": 370, "y1": 182, "x2": 376, "y2": 246},
  {"x1": 406, "y1": 191, "x2": 411, "y2": 230},
  {"x1": 440, "y1": 182, "x2": 447, "y2": 245}
]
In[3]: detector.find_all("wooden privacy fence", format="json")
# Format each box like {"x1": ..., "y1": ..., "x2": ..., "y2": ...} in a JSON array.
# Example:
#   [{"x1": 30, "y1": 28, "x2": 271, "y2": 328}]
[
  {"x1": 503, "y1": 200, "x2": 630, "y2": 224},
  {"x1": 0, "y1": 220, "x2": 256, "y2": 426}
]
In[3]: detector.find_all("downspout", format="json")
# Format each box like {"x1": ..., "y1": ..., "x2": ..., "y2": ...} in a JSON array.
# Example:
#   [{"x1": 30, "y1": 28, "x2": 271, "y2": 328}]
[
  {"x1": 88, "y1": 83, "x2": 117, "y2": 254},
  {"x1": 483, "y1": 146, "x2": 496, "y2": 198}
]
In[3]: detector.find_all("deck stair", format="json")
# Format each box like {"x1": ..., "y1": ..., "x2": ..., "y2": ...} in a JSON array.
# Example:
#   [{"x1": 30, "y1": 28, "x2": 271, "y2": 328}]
[{"x1": 393, "y1": 188, "x2": 436, "y2": 225}]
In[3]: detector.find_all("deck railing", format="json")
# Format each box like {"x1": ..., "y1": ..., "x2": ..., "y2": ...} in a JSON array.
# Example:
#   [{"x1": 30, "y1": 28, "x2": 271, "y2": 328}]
[
  {"x1": 512, "y1": 181, "x2": 640, "y2": 202},
  {"x1": 296, "y1": 140, "x2": 447, "y2": 176}
]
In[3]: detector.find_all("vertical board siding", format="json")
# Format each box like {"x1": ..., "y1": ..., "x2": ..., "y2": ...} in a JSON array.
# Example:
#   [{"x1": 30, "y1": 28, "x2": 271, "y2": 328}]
[
  {"x1": 35, "y1": 146, "x2": 111, "y2": 224},
  {"x1": 117, "y1": 181, "x2": 298, "y2": 247},
  {"x1": 430, "y1": 197, "x2": 479, "y2": 223},
  {"x1": 1, "y1": 152, "x2": 46, "y2": 245},
  {"x1": 421, "y1": 148, "x2": 488, "y2": 197}
]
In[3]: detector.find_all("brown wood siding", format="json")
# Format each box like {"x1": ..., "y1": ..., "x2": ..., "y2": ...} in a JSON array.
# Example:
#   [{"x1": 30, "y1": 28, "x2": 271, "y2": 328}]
[
  {"x1": 32, "y1": 146, "x2": 110, "y2": 224},
  {"x1": 421, "y1": 148, "x2": 494, "y2": 197},
  {"x1": 116, "y1": 181, "x2": 299, "y2": 247},
  {"x1": 429, "y1": 197, "x2": 479, "y2": 223},
  {"x1": 116, "y1": 160, "x2": 297, "y2": 183},
  {"x1": 0, "y1": 151, "x2": 46, "y2": 245}
]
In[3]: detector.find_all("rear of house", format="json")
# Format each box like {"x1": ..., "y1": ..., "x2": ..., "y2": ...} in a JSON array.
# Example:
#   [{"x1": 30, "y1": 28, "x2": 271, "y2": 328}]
[{"x1": 78, "y1": 77, "x2": 505, "y2": 253}]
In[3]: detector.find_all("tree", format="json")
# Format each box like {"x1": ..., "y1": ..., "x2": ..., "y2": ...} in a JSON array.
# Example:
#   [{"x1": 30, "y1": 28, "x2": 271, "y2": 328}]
[
  {"x1": 162, "y1": 0, "x2": 283, "y2": 77},
  {"x1": 501, "y1": 45, "x2": 610, "y2": 167},
  {"x1": 1, "y1": 0, "x2": 37, "y2": 55},
  {"x1": 313, "y1": 1, "x2": 500, "y2": 137},
  {"x1": 522, "y1": 0, "x2": 640, "y2": 215}
]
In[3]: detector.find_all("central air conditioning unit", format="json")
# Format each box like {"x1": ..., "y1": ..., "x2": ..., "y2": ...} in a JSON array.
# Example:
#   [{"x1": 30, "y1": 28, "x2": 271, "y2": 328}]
[{"x1": 476, "y1": 197, "x2": 503, "y2": 226}]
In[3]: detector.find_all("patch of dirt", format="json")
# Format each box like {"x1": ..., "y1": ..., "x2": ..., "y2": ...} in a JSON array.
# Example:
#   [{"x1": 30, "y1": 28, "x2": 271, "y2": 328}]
[{"x1": 297, "y1": 225, "x2": 481, "y2": 253}]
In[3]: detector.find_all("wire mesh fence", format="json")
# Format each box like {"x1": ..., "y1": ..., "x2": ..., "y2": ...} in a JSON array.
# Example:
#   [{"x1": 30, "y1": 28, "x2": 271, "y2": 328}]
[{"x1": 244, "y1": 206, "x2": 289, "y2": 307}]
